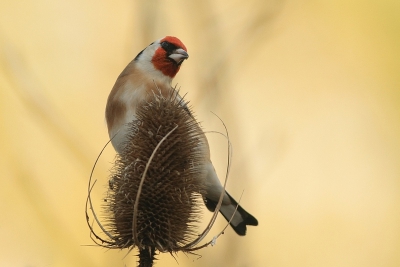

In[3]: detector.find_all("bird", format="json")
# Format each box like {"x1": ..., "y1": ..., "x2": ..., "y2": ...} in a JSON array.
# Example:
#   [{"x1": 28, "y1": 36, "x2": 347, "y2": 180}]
[{"x1": 105, "y1": 36, "x2": 258, "y2": 236}]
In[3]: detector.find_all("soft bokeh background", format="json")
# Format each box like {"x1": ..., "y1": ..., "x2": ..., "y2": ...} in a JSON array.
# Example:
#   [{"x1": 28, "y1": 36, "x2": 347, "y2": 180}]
[{"x1": 1, "y1": 0, "x2": 399, "y2": 266}]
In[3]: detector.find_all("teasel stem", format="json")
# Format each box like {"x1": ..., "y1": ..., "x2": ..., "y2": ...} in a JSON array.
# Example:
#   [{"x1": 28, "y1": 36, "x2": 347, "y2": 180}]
[{"x1": 138, "y1": 247, "x2": 156, "y2": 267}]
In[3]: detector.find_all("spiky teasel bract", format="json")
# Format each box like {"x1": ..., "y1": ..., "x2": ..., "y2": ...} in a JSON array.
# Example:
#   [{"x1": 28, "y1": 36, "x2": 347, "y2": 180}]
[{"x1": 87, "y1": 88, "x2": 211, "y2": 265}]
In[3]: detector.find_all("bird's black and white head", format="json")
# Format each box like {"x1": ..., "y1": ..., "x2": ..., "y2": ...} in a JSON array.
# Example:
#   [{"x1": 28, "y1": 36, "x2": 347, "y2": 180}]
[{"x1": 134, "y1": 36, "x2": 189, "y2": 82}]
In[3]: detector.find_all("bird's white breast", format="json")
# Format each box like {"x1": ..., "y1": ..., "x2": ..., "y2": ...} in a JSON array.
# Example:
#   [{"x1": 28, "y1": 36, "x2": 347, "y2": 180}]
[{"x1": 109, "y1": 80, "x2": 147, "y2": 153}]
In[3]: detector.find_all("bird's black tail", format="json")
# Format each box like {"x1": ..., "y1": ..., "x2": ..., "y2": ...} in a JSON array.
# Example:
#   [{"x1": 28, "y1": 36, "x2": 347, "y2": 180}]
[{"x1": 205, "y1": 192, "x2": 258, "y2": 236}]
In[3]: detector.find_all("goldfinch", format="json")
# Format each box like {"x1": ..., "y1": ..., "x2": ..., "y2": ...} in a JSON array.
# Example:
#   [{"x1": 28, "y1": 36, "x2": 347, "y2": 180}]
[{"x1": 105, "y1": 36, "x2": 258, "y2": 235}]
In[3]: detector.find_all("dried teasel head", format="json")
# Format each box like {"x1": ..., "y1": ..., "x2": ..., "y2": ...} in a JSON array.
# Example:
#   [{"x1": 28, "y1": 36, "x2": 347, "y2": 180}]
[{"x1": 87, "y1": 88, "x2": 215, "y2": 265}]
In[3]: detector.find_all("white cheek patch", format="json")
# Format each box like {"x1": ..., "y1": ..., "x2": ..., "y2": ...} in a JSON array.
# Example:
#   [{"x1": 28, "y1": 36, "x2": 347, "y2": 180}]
[
  {"x1": 135, "y1": 41, "x2": 174, "y2": 84},
  {"x1": 136, "y1": 60, "x2": 172, "y2": 85}
]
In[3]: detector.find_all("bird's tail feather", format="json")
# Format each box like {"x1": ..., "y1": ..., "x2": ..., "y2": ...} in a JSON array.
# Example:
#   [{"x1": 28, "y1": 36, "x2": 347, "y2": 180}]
[{"x1": 205, "y1": 192, "x2": 258, "y2": 236}]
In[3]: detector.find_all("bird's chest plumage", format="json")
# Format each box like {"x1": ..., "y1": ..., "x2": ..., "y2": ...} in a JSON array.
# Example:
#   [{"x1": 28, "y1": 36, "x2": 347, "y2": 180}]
[
  {"x1": 107, "y1": 76, "x2": 174, "y2": 153},
  {"x1": 119, "y1": 81, "x2": 147, "y2": 122},
  {"x1": 107, "y1": 81, "x2": 146, "y2": 153}
]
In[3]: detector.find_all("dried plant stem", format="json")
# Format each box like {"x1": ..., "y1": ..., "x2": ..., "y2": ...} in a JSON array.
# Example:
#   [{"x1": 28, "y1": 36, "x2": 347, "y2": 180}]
[
  {"x1": 138, "y1": 247, "x2": 156, "y2": 267},
  {"x1": 85, "y1": 138, "x2": 118, "y2": 247}
]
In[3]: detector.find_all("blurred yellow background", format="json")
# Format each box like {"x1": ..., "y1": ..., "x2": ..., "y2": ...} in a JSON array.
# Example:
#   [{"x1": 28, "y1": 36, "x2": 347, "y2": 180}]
[{"x1": 1, "y1": 0, "x2": 399, "y2": 266}]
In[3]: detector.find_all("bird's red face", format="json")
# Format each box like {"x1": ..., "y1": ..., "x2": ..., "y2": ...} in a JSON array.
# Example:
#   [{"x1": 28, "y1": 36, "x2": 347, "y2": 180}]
[{"x1": 152, "y1": 36, "x2": 189, "y2": 78}]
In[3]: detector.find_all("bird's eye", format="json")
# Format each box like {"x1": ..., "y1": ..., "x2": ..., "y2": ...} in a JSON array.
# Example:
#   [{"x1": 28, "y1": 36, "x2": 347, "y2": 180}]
[{"x1": 161, "y1": 41, "x2": 177, "y2": 53}]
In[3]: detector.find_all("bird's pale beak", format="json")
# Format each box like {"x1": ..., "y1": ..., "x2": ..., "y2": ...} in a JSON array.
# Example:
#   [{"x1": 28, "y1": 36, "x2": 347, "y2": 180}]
[{"x1": 169, "y1": 48, "x2": 189, "y2": 64}]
